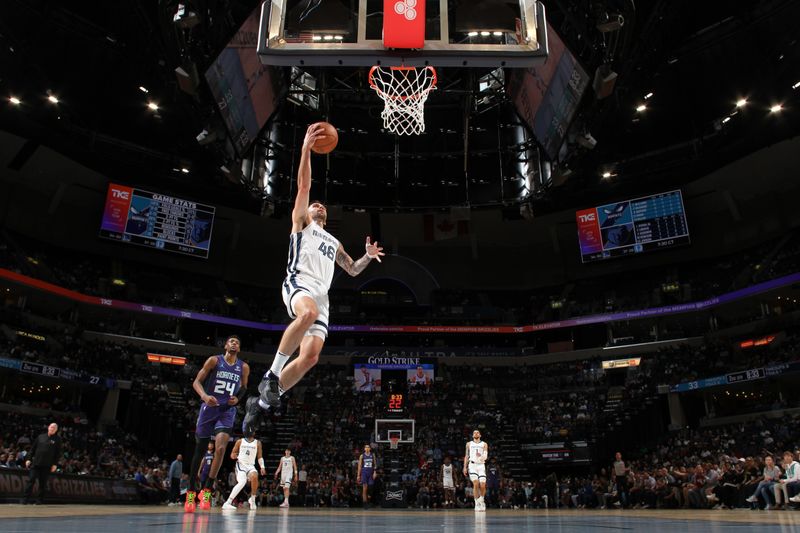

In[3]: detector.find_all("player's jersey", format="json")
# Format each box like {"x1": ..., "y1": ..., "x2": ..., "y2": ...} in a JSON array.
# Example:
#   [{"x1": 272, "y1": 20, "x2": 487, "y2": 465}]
[
  {"x1": 203, "y1": 355, "x2": 244, "y2": 403},
  {"x1": 468, "y1": 441, "x2": 487, "y2": 463},
  {"x1": 237, "y1": 438, "x2": 258, "y2": 468},
  {"x1": 409, "y1": 373, "x2": 427, "y2": 385},
  {"x1": 358, "y1": 372, "x2": 374, "y2": 391},
  {"x1": 362, "y1": 453, "x2": 374, "y2": 471},
  {"x1": 443, "y1": 464, "x2": 454, "y2": 484},
  {"x1": 284, "y1": 221, "x2": 340, "y2": 295},
  {"x1": 199, "y1": 451, "x2": 213, "y2": 478},
  {"x1": 280, "y1": 457, "x2": 294, "y2": 476}
]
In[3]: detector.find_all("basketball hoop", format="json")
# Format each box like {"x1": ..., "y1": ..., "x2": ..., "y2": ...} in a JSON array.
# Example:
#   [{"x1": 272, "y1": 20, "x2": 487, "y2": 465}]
[
  {"x1": 368, "y1": 65, "x2": 437, "y2": 136},
  {"x1": 389, "y1": 436, "x2": 400, "y2": 450}
]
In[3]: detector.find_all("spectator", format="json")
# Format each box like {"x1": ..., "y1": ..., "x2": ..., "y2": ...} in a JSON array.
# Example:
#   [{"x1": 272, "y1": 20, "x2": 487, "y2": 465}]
[
  {"x1": 168, "y1": 454, "x2": 183, "y2": 505},
  {"x1": 23, "y1": 422, "x2": 61, "y2": 505}
]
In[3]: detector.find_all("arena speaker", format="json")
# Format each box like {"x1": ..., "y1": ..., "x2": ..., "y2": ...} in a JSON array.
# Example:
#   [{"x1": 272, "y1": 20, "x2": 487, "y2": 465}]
[{"x1": 593, "y1": 64, "x2": 617, "y2": 100}]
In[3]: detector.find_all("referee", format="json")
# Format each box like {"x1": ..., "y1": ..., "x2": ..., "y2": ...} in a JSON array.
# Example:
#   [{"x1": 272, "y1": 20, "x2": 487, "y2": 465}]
[{"x1": 23, "y1": 422, "x2": 62, "y2": 505}]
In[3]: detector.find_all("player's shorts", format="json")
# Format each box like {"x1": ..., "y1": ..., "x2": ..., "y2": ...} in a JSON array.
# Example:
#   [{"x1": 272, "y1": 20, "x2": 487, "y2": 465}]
[
  {"x1": 443, "y1": 478, "x2": 455, "y2": 489},
  {"x1": 281, "y1": 474, "x2": 293, "y2": 488},
  {"x1": 195, "y1": 404, "x2": 236, "y2": 439},
  {"x1": 282, "y1": 276, "x2": 330, "y2": 340},
  {"x1": 468, "y1": 462, "x2": 486, "y2": 482},
  {"x1": 236, "y1": 463, "x2": 257, "y2": 483},
  {"x1": 360, "y1": 469, "x2": 375, "y2": 486}
]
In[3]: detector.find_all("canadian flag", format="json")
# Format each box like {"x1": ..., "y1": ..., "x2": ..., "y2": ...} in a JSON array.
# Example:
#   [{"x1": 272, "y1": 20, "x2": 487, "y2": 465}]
[
  {"x1": 423, "y1": 212, "x2": 469, "y2": 241},
  {"x1": 384, "y1": 0, "x2": 425, "y2": 48}
]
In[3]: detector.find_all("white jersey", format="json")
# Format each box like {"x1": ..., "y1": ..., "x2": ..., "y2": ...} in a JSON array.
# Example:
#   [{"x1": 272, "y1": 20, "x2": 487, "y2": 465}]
[
  {"x1": 409, "y1": 373, "x2": 428, "y2": 386},
  {"x1": 280, "y1": 456, "x2": 294, "y2": 476},
  {"x1": 443, "y1": 464, "x2": 454, "y2": 486},
  {"x1": 238, "y1": 438, "x2": 258, "y2": 468},
  {"x1": 468, "y1": 441, "x2": 487, "y2": 464},
  {"x1": 284, "y1": 221, "x2": 340, "y2": 296}
]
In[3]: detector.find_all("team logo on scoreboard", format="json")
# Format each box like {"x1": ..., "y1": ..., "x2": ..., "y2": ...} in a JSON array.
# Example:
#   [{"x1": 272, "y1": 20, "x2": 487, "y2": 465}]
[
  {"x1": 578, "y1": 212, "x2": 596, "y2": 223},
  {"x1": 111, "y1": 188, "x2": 130, "y2": 200},
  {"x1": 394, "y1": 0, "x2": 417, "y2": 20}
]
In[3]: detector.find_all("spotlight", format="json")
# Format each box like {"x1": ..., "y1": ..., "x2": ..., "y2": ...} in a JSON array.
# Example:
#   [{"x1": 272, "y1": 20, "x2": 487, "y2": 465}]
[
  {"x1": 769, "y1": 104, "x2": 783, "y2": 113},
  {"x1": 793, "y1": 81, "x2": 800, "y2": 90},
  {"x1": 721, "y1": 116, "x2": 731, "y2": 124},
  {"x1": 735, "y1": 98, "x2": 747, "y2": 108},
  {"x1": 147, "y1": 101, "x2": 159, "y2": 111},
  {"x1": 312, "y1": 35, "x2": 322, "y2": 41},
  {"x1": 9, "y1": 96, "x2": 21, "y2": 105},
  {"x1": 468, "y1": 31, "x2": 478, "y2": 37},
  {"x1": 635, "y1": 104, "x2": 646, "y2": 112},
  {"x1": 480, "y1": 31, "x2": 490, "y2": 36},
  {"x1": 492, "y1": 31, "x2": 502, "y2": 36},
  {"x1": 47, "y1": 94, "x2": 59, "y2": 104},
  {"x1": 139, "y1": 86, "x2": 149, "y2": 93},
  {"x1": 644, "y1": 92, "x2": 653, "y2": 100},
  {"x1": 181, "y1": 167, "x2": 190, "y2": 174},
  {"x1": 602, "y1": 171, "x2": 612, "y2": 179},
  {"x1": 334, "y1": 35, "x2": 344, "y2": 40},
  {"x1": 323, "y1": 35, "x2": 334, "y2": 40}
]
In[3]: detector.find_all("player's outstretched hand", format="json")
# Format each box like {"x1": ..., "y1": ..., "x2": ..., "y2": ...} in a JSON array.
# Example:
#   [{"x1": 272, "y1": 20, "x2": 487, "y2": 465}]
[
  {"x1": 203, "y1": 394, "x2": 219, "y2": 407},
  {"x1": 365, "y1": 237, "x2": 385, "y2": 263},
  {"x1": 302, "y1": 123, "x2": 325, "y2": 152}
]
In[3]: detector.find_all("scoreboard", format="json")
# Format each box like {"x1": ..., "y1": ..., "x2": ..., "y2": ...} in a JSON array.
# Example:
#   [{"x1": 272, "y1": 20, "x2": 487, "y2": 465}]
[
  {"x1": 576, "y1": 189, "x2": 690, "y2": 263},
  {"x1": 99, "y1": 183, "x2": 215, "y2": 258}
]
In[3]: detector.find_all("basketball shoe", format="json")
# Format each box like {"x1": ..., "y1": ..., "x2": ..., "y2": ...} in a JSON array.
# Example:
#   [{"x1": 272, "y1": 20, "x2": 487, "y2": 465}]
[
  {"x1": 184, "y1": 490, "x2": 196, "y2": 513},
  {"x1": 198, "y1": 488, "x2": 212, "y2": 510}
]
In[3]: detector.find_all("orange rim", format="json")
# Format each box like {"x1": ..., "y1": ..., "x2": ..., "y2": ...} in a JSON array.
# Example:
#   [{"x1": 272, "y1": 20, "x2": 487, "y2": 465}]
[{"x1": 368, "y1": 65, "x2": 437, "y2": 102}]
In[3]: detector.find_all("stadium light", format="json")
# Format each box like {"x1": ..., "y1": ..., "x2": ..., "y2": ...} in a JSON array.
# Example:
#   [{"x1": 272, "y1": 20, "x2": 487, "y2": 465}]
[
  {"x1": 467, "y1": 31, "x2": 478, "y2": 37},
  {"x1": 769, "y1": 104, "x2": 783, "y2": 113},
  {"x1": 601, "y1": 171, "x2": 612, "y2": 179},
  {"x1": 147, "y1": 101, "x2": 159, "y2": 111},
  {"x1": 644, "y1": 92, "x2": 653, "y2": 100},
  {"x1": 480, "y1": 31, "x2": 490, "y2": 36},
  {"x1": 9, "y1": 96, "x2": 21, "y2": 105},
  {"x1": 635, "y1": 104, "x2": 646, "y2": 112},
  {"x1": 735, "y1": 98, "x2": 747, "y2": 108},
  {"x1": 139, "y1": 86, "x2": 149, "y2": 93},
  {"x1": 181, "y1": 167, "x2": 190, "y2": 174},
  {"x1": 721, "y1": 116, "x2": 731, "y2": 124},
  {"x1": 312, "y1": 35, "x2": 322, "y2": 41},
  {"x1": 47, "y1": 94, "x2": 59, "y2": 104}
]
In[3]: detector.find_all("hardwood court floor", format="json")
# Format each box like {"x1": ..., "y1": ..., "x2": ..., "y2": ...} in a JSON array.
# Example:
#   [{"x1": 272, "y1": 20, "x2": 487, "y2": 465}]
[{"x1": 2, "y1": 505, "x2": 800, "y2": 532}]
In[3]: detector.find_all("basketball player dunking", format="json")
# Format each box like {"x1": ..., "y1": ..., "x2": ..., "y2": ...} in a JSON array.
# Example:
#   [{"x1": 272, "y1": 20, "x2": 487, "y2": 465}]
[
  {"x1": 464, "y1": 430, "x2": 488, "y2": 511},
  {"x1": 357, "y1": 444, "x2": 377, "y2": 507},
  {"x1": 222, "y1": 426, "x2": 265, "y2": 511},
  {"x1": 186, "y1": 335, "x2": 250, "y2": 512},
  {"x1": 442, "y1": 456, "x2": 457, "y2": 508},
  {"x1": 274, "y1": 448, "x2": 298, "y2": 508},
  {"x1": 243, "y1": 124, "x2": 385, "y2": 432}
]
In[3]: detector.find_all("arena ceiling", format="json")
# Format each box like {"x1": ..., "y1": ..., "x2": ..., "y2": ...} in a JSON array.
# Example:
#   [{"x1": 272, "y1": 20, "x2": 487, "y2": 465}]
[{"x1": 0, "y1": 0, "x2": 798, "y2": 214}]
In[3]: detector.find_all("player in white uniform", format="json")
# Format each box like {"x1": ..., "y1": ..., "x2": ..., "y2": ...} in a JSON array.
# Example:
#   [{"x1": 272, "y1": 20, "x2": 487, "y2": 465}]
[
  {"x1": 357, "y1": 366, "x2": 375, "y2": 391},
  {"x1": 442, "y1": 456, "x2": 457, "y2": 508},
  {"x1": 463, "y1": 430, "x2": 488, "y2": 511},
  {"x1": 244, "y1": 124, "x2": 385, "y2": 432},
  {"x1": 408, "y1": 366, "x2": 430, "y2": 387},
  {"x1": 274, "y1": 448, "x2": 298, "y2": 508},
  {"x1": 222, "y1": 428, "x2": 265, "y2": 511}
]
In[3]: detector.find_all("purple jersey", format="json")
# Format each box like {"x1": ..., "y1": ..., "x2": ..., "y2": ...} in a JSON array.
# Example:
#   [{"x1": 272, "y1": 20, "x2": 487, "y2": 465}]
[
  {"x1": 199, "y1": 451, "x2": 213, "y2": 480},
  {"x1": 203, "y1": 355, "x2": 244, "y2": 403}
]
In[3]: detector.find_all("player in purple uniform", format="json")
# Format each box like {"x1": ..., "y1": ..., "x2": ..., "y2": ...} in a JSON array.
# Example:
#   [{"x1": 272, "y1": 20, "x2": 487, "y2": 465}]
[
  {"x1": 185, "y1": 335, "x2": 250, "y2": 512},
  {"x1": 357, "y1": 444, "x2": 377, "y2": 507},
  {"x1": 198, "y1": 441, "x2": 214, "y2": 487}
]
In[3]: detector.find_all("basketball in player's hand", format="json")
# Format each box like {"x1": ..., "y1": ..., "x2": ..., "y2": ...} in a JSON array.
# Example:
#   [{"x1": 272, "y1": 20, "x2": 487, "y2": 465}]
[{"x1": 310, "y1": 122, "x2": 338, "y2": 154}]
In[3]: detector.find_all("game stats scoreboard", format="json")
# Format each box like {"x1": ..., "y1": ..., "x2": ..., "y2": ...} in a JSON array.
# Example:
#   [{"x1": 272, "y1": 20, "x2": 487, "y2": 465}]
[
  {"x1": 576, "y1": 190, "x2": 690, "y2": 263},
  {"x1": 99, "y1": 183, "x2": 215, "y2": 258}
]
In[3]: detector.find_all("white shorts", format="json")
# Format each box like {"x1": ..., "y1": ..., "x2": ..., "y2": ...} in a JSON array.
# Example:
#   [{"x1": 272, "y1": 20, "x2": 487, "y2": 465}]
[
  {"x1": 280, "y1": 475, "x2": 293, "y2": 488},
  {"x1": 443, "y1": 478, "x2": 454, "y2": 489},
  {"x1": 236, "y1": 463, "x2": 257, "y2": 483},
  {"x1": 282, "y1": 278, "x2": 330, "y2": 340},
  {"x1": 468, "y1": 463, "x2": 486, "y2": 482}
]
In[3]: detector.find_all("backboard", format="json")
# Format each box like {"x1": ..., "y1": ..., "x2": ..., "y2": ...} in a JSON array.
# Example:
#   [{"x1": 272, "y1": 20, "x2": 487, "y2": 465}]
[
  {"x1": 257, "y1": 0, "x2": 548, "y2": 67},
  {"x1": 375, "y1": 418, "x2": 415, "y2": 444}
]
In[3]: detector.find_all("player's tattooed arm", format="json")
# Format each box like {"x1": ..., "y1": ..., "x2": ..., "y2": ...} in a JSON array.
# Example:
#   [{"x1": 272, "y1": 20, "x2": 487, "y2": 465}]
[{"x1": 336, "y1": 237, "x2": 385, "y2": 276}]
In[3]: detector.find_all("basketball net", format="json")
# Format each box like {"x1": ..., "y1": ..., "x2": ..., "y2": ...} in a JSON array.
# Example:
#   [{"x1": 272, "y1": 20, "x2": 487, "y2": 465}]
[
  {"x1": 368, "y1": 66, "x2": 437, "y2": 136},
  {"x1": 389, "y1": 436, "x2": 400, "y2": 450}
]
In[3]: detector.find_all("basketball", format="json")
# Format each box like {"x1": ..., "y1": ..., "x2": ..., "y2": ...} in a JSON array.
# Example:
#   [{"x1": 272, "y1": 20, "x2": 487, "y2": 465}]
[{"x1": 311, "y1": 122, "x2": 338, "y2": 154}]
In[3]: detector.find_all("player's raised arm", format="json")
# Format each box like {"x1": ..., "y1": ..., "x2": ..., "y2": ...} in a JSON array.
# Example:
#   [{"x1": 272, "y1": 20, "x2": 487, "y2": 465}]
[
  {"x1": 230, "y1": 439, "x2": 242, "y2": 460},
  {"x1": 336, "y1": 237, "x2": 385, "y2": 277},
  {"x1": 193, "y1": 356, "x2": 220, "y2": 407},
  {"x1": 291, "y1": 124, "x2": 324, "y2": 233}
]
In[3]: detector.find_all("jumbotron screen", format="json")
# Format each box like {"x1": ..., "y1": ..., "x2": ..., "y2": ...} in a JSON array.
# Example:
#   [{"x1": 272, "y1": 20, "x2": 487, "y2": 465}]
[
  {"x1": 576, "y1": 190, "x2": 690, "y2": 263},
  {"x1": 99, "y1": 183, "x2": 215, "y2": 258}
]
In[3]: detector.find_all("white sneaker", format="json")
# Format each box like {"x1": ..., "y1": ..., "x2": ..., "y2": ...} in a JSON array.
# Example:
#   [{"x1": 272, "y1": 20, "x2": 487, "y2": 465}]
[
  {"x1": 222, "y1": 502, "x2": 237, "y2": 511},
  {"x1": 745, "y1": 495, "x2": 758, "y2": 503},
  {"x1": 790, "y1": 495, "x2": 800, "y2": 503},
  {"x1": 765, "y1": 504, "x2": 773, "y2": 511},
  {"x1": 249, "y1": 499, "x2": 257, "y2": 511},
  {"x1": 279, "y1": 501, "x2": 289, "y2": 508}
]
